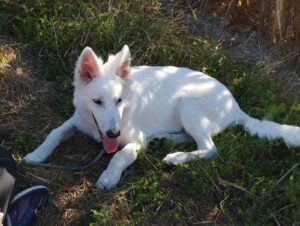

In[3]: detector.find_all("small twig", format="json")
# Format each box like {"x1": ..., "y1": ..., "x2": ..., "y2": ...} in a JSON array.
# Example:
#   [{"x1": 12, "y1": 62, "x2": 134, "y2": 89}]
[
  {"x1": 276, "y1": 0, "x2": 284, "y2": 42},
  {"x1": 218, "y1": 176, "x2": 253, "y2": 195},
  {"x1": 271, "y1": 213, "x2": 281, "y2": 226},
  {"x1": 217, "y1": 0, "x2": 234, "y2": 42},
  {"x1": 270, "y1": 204, "x2": 294, "y2": 226},
  {"x1": 25, "y1": 172, "x2": 49, "y2": 184},
  {"x1": 50, "y1": 19, "x2": 67, "y2": 71},
  {"x1": 271, "y1": 163, "x2": 299, "y2": 189},
  {"x1": 199, "y1": 164, "x2": 221, "y2": 193},
  {"x1": 190, "y1": 220, "x2": 217, "y2": 225},
  {"x1": 80, "y1": 24, "x2": 91, "y2": 47},
  {"x1": 1, "y1": 110, "x2": 17, "y2": 116},
  {"x1": 219, "y1": 194, "x2": 233, "y2": 223},
  {"x1": 140, "y1": 151, "x2": 159, "y2": 171},
  {"x1": 241, "y1": 31, "x2": 257, "y2": 52},
  {"x1": 108, "y1": 0, "x2": 113, "y2": 13},
  {"x1": 185, "y1": 0, "x2": 198, "y2": 21}
]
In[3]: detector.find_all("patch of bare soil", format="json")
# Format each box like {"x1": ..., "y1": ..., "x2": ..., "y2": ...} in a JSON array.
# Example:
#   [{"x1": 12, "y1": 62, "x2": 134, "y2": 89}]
[
  {"x1": 182, "y1": 5, "x2": 300, "y2": 101},
  {"x1": 0, "y1": 37, "x2": 58, "y2": 137}
]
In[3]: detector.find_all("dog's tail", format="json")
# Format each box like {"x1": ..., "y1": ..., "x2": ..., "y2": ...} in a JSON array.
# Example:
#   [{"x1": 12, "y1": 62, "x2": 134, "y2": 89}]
[{"x1": 240, "y1": 112, "x2": 300, "y2": 148}]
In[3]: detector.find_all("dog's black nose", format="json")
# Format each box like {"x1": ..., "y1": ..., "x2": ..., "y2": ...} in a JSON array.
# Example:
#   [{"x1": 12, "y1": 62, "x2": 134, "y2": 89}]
[{"x1": 106, "y1": 129, "x2": 121, "y2": 139}]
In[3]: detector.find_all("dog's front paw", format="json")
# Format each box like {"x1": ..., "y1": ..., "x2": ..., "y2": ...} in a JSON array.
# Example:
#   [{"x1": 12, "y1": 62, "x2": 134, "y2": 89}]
[
  {"x1": 162, "y1": 152, "x2": 192, "y2": 166},
  {"x1": 96, "y1": 167, "x2": 122, "y2": 190},
  {"x1": 23, "y1": 152, "x2": 47, "y2": 164}
]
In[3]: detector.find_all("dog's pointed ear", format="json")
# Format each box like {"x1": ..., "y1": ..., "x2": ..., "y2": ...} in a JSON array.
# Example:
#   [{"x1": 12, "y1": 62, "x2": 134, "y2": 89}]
[
  {"x1": 75, "y1": 47, "x2": 101, "y2": 83},
  {"x1": 115, "y1": 45, "x2": 131, "y2": 78}
]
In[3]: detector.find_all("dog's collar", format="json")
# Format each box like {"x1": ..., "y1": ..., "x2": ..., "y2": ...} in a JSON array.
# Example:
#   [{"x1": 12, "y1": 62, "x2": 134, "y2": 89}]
[{"x1": 91, "y1": 112, "x2": 120, "y2": 154}]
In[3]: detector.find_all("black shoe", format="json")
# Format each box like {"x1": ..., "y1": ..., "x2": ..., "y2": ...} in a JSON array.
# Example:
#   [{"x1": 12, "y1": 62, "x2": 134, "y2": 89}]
[{"x1": 7, "y1": 185, "x2": 49, "y2": 226}]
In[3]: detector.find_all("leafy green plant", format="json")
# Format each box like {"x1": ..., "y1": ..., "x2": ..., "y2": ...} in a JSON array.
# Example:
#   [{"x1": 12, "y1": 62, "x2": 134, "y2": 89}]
[{"x1": 9, "y1": 133, "x2": 36, "y2": 156}]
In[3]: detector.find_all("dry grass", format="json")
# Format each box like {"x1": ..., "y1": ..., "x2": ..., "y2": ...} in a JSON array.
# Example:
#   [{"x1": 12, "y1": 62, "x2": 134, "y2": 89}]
[
  {"x1": 0, "y1": 36, "x2": 101, "y2": 225},
  {"x1": 0, "y1": 38, "x2": 58, "y2": 138},
  {"x1": 186, "y1": 0, "x2": 300, "y2": 100},
  {"x1": 0, "y1": 36, "x2": 225, "y2": 225},
  {"x1": 188, "y1": 0, "x2": 300, "y2": 45}
]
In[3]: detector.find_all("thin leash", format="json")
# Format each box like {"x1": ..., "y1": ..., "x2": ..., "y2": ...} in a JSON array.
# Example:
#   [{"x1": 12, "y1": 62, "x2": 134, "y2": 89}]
[
  {"x1": 25, "y1": 113, "x2": 106, "y2": 171},
  {"x1": 27, "y1": 149, "x2": 105, "y2": 171}
]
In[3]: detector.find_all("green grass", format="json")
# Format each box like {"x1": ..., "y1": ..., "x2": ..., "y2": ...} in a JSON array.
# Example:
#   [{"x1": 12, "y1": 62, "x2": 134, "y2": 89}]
[{"x1": 1, "y1": 0, "x2": 300, "y2": 225}]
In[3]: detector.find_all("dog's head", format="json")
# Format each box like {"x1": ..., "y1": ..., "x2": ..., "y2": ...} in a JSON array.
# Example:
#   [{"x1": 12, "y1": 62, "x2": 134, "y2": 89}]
[{"x1": 73, "y1": 45, "x2": 131, "y2": 153}]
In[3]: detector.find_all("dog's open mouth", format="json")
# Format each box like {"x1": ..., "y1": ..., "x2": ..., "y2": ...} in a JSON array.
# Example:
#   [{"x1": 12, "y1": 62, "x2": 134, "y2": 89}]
[
  {"x1": 91, "y1": 113, "x2": 119, "y2": 154},
  {"x1": 101, "y1": 133, "x2": 119, "y2": 154}
]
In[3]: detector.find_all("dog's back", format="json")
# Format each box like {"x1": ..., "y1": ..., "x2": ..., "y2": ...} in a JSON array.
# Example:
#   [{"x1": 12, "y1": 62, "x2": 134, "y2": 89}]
[{"x1": 125, "y1": 65, "x2": 242, "y2": 138}]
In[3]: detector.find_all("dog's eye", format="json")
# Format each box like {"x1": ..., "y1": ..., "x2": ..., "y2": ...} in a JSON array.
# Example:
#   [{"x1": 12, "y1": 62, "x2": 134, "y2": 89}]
[
  {"x1": 116, "y1": 98, "x2": 122, "y2": 104},
  {"x1": 93, "y1": 99, "x2": 103, "y2": 105}
]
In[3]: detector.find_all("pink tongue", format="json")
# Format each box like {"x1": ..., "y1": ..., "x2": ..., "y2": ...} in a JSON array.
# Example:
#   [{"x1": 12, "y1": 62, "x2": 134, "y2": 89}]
[{"x1": 103, "y1": 135, "x2": 119, "y2": 154}]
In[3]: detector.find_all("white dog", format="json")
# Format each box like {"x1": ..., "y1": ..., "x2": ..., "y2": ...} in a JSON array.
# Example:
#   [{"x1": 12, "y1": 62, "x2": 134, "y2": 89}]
[{"x1": 24, "y1": 45, "x2": 300, "y2": 189}]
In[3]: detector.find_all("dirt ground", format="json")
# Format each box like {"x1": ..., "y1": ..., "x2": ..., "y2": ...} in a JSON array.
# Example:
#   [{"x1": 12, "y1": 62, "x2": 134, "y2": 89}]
[{"x1": 187, "y1": 6, "x2": 300, "y2": 101}]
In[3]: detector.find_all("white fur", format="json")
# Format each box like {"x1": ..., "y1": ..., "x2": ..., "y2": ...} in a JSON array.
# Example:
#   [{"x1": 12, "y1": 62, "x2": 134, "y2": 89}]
[{"x1": 24, "y1": 46, "x2": 300, "y2": 190}]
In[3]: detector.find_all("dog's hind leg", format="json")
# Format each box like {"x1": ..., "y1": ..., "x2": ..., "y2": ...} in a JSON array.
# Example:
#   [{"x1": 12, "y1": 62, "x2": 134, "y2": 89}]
[
  {"x1": 24, "y1": 118, "x2": 76, "y2": 164},
  {"x1": 163, "y1": 98, "x2": 217, "y2": 166},
  {"x1": 162, "y1": 135, "x2": 217, "y2": 166}
]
